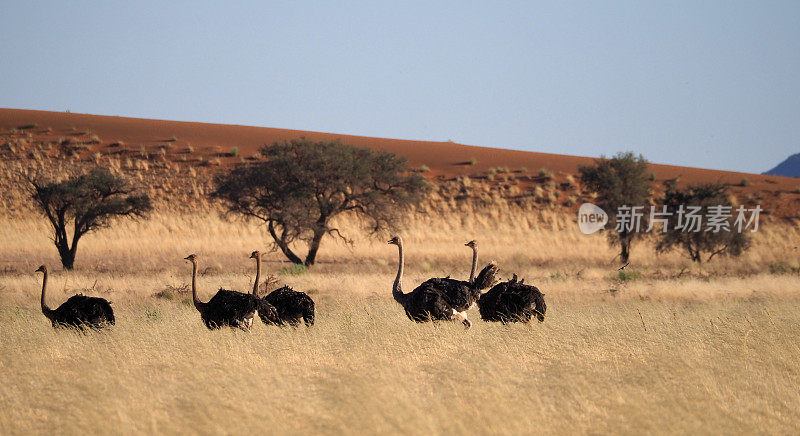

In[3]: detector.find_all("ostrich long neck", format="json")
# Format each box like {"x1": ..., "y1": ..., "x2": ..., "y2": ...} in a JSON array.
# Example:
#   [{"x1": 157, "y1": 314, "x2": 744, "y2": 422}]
[
  {"x1": 190, "y1": 261, "x2": 203, "y2": 311},
  {"x1": 40, "y1": 270, "x2": 53, "y2": 320},
  {"x1": 392, "y1": 241, "x2": 406, "y2": 304},
  {"x1": 469, "y1": 246, "x2": 478, "y2": 284},
  {"x1": 252, "y1": 255, "x2": 261, "y2": 295}
]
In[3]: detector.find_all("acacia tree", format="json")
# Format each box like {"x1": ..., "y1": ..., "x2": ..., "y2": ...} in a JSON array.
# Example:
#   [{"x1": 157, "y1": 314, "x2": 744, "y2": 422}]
[
  {"x1": 656, "y1": 180, "x2": 749, "y2": 263},
  {"x1": 579, "y1": 151, "x2": 652, "y2": 264},
  {"x1": 29, "y1": 168, "x2": 152, "y2": 270},
  {"x1": 212, "y1": 138, "x2": 428, "y2": 266}
]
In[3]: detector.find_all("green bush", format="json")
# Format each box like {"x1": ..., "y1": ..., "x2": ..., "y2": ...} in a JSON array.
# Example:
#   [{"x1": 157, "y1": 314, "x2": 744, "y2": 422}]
[
  {"x1": 615, "y1": 269, "x2": 642, "y2": 282},
  {"x1": 279, "y1": 263, "x2": 308, "y2": 276}
]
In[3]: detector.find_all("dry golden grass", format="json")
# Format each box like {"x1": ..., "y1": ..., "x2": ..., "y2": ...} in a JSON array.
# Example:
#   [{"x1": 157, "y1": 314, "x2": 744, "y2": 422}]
[{"x1": 1, "y1": 209, "x2": 800, "y2": 433}]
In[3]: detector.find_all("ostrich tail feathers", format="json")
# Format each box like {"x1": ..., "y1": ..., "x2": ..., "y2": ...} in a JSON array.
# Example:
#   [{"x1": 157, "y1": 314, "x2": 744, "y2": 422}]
[{"x1": 474, "y1": 262, "x2": 499, "y2": 290}]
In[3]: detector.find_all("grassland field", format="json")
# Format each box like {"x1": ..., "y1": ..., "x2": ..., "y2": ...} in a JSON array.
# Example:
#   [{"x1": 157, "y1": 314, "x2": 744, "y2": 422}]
[{"x1": 1, "y1": 209, "x2": 800, "y2": 434}]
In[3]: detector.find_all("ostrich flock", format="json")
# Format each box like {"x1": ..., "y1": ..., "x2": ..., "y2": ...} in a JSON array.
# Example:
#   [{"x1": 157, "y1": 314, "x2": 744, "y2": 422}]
[{"x1": 34, "y1": 238, "x2": 546, "y2": 330}]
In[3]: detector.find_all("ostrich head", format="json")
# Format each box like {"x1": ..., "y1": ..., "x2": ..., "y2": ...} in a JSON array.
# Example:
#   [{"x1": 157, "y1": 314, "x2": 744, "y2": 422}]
[
  {"x1": 465, "y1": 240, "x2": 476, "y2": 248},
  {"x1": 249, "y1": 250, "x2": 261, "y2": 259},
  {"x1": 387, "y1": 236, "x2": 402, "y2": 245},
  {"x1": 35, "y1": 265, "x2": 46, "y2": 273},
  {"x1": 184, "y1": 254, "x2": 197, "y2": 263}
]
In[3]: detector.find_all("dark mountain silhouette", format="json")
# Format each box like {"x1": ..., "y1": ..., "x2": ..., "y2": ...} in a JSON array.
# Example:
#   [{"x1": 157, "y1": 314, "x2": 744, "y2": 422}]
[{"x1": 764, "y1": 153, "x2": 800, "y2": 177}]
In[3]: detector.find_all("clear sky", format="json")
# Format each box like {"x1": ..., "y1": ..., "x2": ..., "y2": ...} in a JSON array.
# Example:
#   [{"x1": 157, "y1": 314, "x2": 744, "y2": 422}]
[{"x1": 2, "y1": 1, "x2": 798, "y2": 173}]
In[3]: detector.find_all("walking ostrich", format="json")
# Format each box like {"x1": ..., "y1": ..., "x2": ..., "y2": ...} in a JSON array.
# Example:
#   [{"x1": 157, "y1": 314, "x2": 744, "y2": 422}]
[
  {"x1": 36, "y1": 265, "x2": 114, "y2": 329},
  {"x1": 478, "y1": 274, "x2": 547, "y2": 323},
  {"x1": 249, "y1": 251, "x2": 314, "y2": 327},
  {"x1": 388, "y1": 236, "x2": 496, "y2": 327},
  {"x1": 184, "y1": 254, "x2": 262, "y2": 330},
  {"x1": 415, "y1": 240, "x2": 498, "y2": 327}
]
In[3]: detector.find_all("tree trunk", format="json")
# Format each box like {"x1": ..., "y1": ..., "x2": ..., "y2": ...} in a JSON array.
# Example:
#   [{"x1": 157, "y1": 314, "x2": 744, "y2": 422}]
[
  {"x1": 619, "y1": 233, "x2": 631, "y2": 264},
  {"x1": 304, "y1": 228, "x2": 326, "y2": 267},
  {"x1": 58, "y1": 243, "x2": 77, "y2": 270},
  {"x1": 267, "y1": 221, "x2": 304, "y2": 265}
]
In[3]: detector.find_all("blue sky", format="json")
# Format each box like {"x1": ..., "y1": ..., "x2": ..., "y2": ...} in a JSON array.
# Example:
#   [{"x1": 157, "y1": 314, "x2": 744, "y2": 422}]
[{"x1": 1, "y1": 1, "x2": 798, "y2": 173}]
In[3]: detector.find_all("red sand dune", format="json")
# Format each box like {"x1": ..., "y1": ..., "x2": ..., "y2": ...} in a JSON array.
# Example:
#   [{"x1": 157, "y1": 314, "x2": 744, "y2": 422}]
[{"x1": 2, "y1": 108, "x2": 798, "y2": 217}]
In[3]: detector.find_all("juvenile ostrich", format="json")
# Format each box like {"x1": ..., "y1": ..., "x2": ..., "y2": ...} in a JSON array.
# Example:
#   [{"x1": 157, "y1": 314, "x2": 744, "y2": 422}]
[
  {"x1": 478, "y1": 274, "x2": 547, "y2": 323},
  {"x1": 36, "y1": 265, "x2": 114, "y2": 329},
  {"x1": 388, "y1": 236, "x2": 495, "y2": 328},
  {"x1": 250, "y1": 251, "x2": 314, "y2": 327},
  {"x1": 184, "y1": 254, "x2": 263, "y2": 330}
]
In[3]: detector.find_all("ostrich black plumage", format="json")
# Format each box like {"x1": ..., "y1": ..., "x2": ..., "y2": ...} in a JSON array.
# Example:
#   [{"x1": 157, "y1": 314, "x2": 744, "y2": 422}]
[
  {"x1": 388, "y1": 236, "x2": 495, "y2": 328},
  {"x1": 478, "y1": 274, "x2": 547, "y2": 323},
  {"x1": 412, "y1": 239, "x2": 498, "y2": 327},
  {"x1": 184, "y1": 254, "x2": 263, "y2": 330},
  {"x1": 36, "y1": 265, "x2": 114, "y2": 329},
  {"x1": 250, "y1": 251, "x2": 314, "y2": 327}
]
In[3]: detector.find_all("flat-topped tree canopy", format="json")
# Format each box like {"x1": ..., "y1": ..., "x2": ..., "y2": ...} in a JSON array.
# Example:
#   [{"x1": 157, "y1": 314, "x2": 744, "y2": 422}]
[
  {"x1": 29, "y1": 168, "x2": 151, "y2": 269},
  {"x1": 212, "y1": 137, "x2": 428, "y2": 266}
]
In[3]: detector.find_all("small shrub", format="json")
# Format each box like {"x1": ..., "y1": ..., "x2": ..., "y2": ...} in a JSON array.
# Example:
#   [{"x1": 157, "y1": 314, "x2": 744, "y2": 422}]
[
  {"x1": 793, "y1": 186, "x2": 800, "y2": 194},
  {"x1": 615, "y1": 269, "x2": 642, "y2": 282},
  {"x1": 740, "y1": 178, "x2": 751, "y2": 187},
  {"x1": 18, "y1": 123, "x2": 37, "y2": 130},
  {"x1": 517, "y1": 167, "x2": 527, "y2": 173},
  {"x1": 769, "y1": 262, "x2": 799, "y2": 275},
  {"x1": 168, "y1": 136, "x2": 178, "y2": 142},
  {"x1": 649, "y1": 172, "x2": 657, "y2": 181},
  {"x1": 231, "y1": 147, "x2": 239, "y2": 157},
  {"x1": 186, "y1": 145, "x2": 194, "y2": 153},
  {"x1": 469, "y1": 157, "x2": 477, "y2": 165},
  {"x1": 88, "y1": 134, "x2": 101, "y2": 144},
  {"x1": 9, "y1": 128, "x2": 17, "y2": 134},
  {"x1": 538, "y1": 168, "x2": 552, "y2": 179},
  {"x1": 549, "y1": 271, "x2": 566, "y2": 280},
  {"x1": 417, "y1": 164, "x2": 430, "y2": 172},
  {"x1": 145, "y1": 308, "x2": 161, "y2": 321},
  {"x1": 279, "y1": 263, "x2": 308, "y2": 276}
]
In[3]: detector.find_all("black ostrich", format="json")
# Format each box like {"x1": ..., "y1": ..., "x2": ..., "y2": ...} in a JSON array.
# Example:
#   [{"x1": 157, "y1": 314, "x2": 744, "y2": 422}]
[
  {"x1": 413, "y1": 240, "x2": 498, "y2": 327},
  {"x1": 184, "y1": 254, "x2": 265, "y2": 330},
  {"x1": 250, "y1": 251, "x2": 314, "y2": 327},
  {"x1": 388, "y1": 236, "x2": 496, "y2": 328},
  {"x1": 36, "y1": 265, "x2": 114, "y2": 330},
  {"x1": 478, "y1": 274, "x2": 547, "y2": 323}
]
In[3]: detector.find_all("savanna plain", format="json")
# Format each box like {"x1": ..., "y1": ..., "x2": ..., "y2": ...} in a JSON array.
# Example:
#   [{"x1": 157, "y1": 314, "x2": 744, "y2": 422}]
[{"x1": 1, "y1": 208, "x2": 800, "y2": 434}]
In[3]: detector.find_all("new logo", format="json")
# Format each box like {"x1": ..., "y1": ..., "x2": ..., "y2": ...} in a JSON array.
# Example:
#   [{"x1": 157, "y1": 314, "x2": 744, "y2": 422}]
[{"x1": 578, "y1": 203, "x2": 608, "y2": 234}]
